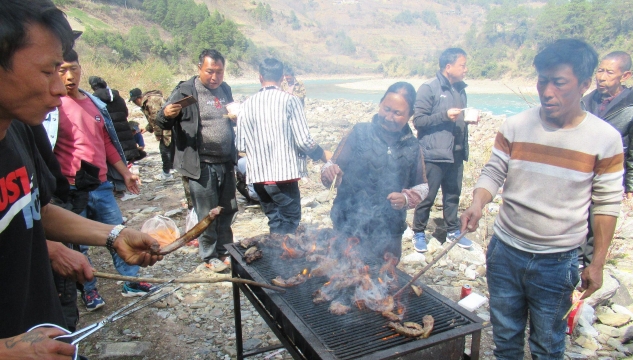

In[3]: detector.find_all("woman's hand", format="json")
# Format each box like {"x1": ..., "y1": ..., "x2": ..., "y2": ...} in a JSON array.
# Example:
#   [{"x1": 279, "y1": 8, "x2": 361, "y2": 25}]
[
  {"x1": 387, "y1": 192, "x2": 407, "y2": 210},
  {"x1": 321, "y1": 162, "x2": 342, "y2": 187}
]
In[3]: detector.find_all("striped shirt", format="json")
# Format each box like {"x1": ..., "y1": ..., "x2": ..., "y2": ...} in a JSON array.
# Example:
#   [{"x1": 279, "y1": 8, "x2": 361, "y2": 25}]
[
  {"x1": 236, "y1": 87, "x2": 322, "y2": 184},
  {"x1": 476, "y1": 106, "x2": 623, "y2": 253}
]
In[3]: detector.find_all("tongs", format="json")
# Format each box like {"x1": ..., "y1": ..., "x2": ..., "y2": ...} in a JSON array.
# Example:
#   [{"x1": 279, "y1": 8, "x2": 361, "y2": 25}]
[{"x1": 28, "y1": 280, "x2": 180, "y2": 359}]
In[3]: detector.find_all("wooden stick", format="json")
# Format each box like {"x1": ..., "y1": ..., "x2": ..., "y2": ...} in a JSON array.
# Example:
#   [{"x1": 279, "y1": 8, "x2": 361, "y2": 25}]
[
  {"x1": 93, "y1": 271, "x2": 286, "y2": 293},
  {"x1": 326, "y1": 174, "x2": 338, "y2": 201},
  {"x1": 393, "y1": 231, "x2": 470, "y2": 298}
]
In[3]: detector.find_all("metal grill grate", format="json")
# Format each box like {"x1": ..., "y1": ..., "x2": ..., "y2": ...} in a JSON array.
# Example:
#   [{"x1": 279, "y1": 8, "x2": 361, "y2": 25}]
[{"x1": 228, "y1": 243, "x2": 484, "y2": 360}]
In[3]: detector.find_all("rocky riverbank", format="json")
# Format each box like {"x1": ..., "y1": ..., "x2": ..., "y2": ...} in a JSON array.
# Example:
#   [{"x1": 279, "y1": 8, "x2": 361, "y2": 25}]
[{"x1": 75, "y1": 98, "x2": 633, "y2": 359}]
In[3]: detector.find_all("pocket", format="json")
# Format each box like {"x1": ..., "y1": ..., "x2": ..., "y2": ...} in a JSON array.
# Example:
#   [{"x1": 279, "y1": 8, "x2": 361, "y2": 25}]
[
  {"x1": 486, "y1": 236, "x2": 500, "y2": 265},
  {"x1": 566, "y1": 255, "x2": 580, "y2": 288},
  {"x1": 264, "y1": 184, "x2": 294, "y2": 207}
]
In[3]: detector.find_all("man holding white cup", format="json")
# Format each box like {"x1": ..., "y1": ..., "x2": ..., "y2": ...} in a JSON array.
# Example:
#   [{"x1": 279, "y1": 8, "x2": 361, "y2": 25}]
[{"x1": 411, "y1": 47, "x2": 474, "y2": 252}]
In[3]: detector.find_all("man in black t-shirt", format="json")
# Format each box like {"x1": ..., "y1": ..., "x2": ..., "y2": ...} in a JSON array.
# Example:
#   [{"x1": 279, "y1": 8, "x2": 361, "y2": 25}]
[{"x1": 0, "y1": 1, "x2": 163, "y2": 358}]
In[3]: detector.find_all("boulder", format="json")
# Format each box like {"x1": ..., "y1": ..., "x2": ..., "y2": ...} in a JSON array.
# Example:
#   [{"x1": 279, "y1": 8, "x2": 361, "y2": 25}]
[{"x1": 598, "y1": 313, "x2": 631, "y2": 327}]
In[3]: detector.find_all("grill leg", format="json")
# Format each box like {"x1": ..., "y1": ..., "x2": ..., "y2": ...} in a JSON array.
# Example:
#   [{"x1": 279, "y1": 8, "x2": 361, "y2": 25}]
[
  {"x1": 233, "y1": 258, "x2": 244, "y2": 360},
  {"x1": 470, "y1": 330, "x2": 481, "y2": 360}
]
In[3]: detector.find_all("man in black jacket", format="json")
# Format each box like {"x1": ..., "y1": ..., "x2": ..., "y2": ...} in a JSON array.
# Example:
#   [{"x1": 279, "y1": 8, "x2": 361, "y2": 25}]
[
  {"x1": 157, "y1": 49, "x2": 238, "y2": 272},
  {"x1": 411, "y1": 48, "x2": 473, "y2": 252},
  {"x1": 579, "y1": 51, "x2": 633, "y2": 266}
]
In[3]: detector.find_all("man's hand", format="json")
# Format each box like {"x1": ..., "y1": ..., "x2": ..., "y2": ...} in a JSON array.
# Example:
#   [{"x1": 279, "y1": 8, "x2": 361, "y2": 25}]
[
  {"x1": 579, "y1": 263, "x2": 604, "y2": 299},
  {"x1": 47, "y1": 241, "x2": 93, "y2": 283},
  {"x1": 387, "y1": 192, "x2": 406, "y2": 210},
  {"x1": 123, "y1": 172, "x2": 140, "y2": 194},
  {"x1": 460, "y1": 205, "x2": 483, "y2": 233},
  {"x1": 112, "y1": 228, "x2": 163, "y2": 267},
  {"x1": 163, "y1": 104, "x2": 182, "y2": 119},
  {"x1": 321, "y1": 162, "x2": 342, "y2": 187},
  {"x1": 447, "y1": 108, "x2": 462, "y2": 121},
  {"x1": 0, "y1": 327, "x2": 76, "y2": 359}
]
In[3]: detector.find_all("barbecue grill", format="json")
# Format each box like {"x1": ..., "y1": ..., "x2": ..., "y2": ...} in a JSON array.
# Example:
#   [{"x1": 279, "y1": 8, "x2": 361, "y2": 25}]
[{"x1": 228, "y1": 243, "x2": 484, "y2": 360}]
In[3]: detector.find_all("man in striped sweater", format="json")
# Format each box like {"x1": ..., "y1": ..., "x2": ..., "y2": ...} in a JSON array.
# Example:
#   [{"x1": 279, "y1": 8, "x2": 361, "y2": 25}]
[
  {"x1": 461, "y1": 39, "x2": 624, "y2": 359},
  {"x1": 236, "y1": 58, "x2": 329, "y2": 235}
]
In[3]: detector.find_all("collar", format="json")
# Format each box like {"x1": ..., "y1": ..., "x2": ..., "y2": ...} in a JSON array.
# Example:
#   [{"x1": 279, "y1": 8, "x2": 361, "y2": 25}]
[
  {"x1": 437, "y1": 71, "x2": 467, "y2": 92},
  {"x1": 259, "y1": 85, "x2": 280, "y2": 92}
]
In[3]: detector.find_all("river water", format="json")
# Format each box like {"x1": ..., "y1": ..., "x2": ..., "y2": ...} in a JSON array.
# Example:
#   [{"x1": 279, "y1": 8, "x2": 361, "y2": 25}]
[{"x1": 230, "y1": 79, "x2": 533, "y2": 116}]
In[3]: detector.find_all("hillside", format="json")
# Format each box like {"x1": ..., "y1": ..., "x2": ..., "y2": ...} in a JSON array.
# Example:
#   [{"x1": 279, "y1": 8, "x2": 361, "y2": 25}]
[{"x1": 58, "y1": 0, "x2": 484, "y2": 77}]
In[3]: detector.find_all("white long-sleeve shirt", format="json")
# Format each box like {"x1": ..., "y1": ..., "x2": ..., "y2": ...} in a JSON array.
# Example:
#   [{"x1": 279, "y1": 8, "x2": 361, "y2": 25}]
[{"x1": 236, "y1": 86, "x2": 322, "y2": 184}]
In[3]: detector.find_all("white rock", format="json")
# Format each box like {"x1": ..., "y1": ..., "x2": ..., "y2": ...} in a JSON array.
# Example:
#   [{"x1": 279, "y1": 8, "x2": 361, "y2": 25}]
[
  {"x1": 164, "y1": 208, "x2": 182, "y2": 217},
  {"x1": 402, "y1": 227, "x2": 414, "y2": 241},
  {"x1": 577, "y1": 319, "x2": 600, "y2": 338},
  {"x1": 401, "y1": 252, "x2": 427, "y2": 265},
  {"x1": 598, "y1": 313, "x2": 631, "y2": 327},
  {"x1": 427, "y1": 237, "x2": 442, "y2": 254},
  {"x1": 612, "y1": 304, "x2": 633, "y2": 318},
  {"x1": 575, "y1": 335, "x2": 600, "y2": 351},
  {"x1": 464, "y1": 268, "x2": 478, "y2": 280}
]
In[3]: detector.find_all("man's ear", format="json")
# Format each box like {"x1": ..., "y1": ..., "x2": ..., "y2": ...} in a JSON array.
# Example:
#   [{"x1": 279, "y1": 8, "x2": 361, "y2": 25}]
[
  {"x1": 622, "y1": 70, "x2": 632, "y2": 83},
  {"x1": 580, "y1": 77, "x2": 592, "y2": 94},
  {"x1": 258, "y1": 74, "x2": 264, "y2": 84}
]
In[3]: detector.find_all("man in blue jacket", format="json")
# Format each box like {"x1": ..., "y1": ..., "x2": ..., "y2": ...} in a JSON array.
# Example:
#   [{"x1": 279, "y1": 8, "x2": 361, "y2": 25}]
[{"x1": 412, "y1": 48, "x2": 473, "y2": 252}]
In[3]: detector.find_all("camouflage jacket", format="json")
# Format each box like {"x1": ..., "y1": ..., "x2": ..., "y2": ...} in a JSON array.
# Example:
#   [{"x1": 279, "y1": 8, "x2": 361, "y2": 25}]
[
  {"x1": 281, "y1": 79, "x2": 306, "y2": 105},
  {"x1": 141, "y1": 90, "x2": 171, "y2": 145}
]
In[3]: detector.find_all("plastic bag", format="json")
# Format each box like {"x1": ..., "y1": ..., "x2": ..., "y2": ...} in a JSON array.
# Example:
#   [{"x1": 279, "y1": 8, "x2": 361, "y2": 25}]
[
  {"x1": 185, "y1": 209, "x2": 199, "y2": 247},
  {"x1": 141, "y1": 215, "x2": 180, "y2": 247}
]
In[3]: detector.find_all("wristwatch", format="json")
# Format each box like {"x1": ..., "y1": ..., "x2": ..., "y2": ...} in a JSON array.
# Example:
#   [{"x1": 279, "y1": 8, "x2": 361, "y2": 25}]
[{"x1": 106, "y1": 224, "x2": 126, "y2": 252}]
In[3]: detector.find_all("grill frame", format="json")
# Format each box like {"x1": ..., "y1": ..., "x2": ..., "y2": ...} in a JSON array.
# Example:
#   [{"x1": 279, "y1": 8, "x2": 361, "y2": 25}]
[{"x1": 228, "y1": 243, "x2": 484, "y2": 360}]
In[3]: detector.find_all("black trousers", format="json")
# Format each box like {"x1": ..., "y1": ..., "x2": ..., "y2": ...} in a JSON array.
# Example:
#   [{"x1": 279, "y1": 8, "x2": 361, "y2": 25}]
[
  {"x1": 159, "y1": 139, "x2": 175, "y2": 174},
  {"x1": 412, "y1": 156, "x2": 464, "y2": 235}
]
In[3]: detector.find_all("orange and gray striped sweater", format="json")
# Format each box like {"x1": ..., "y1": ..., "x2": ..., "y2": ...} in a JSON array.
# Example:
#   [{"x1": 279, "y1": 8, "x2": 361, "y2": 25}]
[{"x1": 476, "y1": 106, "x2": 624, "y2": 253}]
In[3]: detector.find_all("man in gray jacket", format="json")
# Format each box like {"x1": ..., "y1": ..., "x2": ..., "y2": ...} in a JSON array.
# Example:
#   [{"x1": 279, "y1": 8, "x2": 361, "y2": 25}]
[
  {"x1": 579, "y1": 51, "x2": 633, "y2": 266},
  {"x1": 157, "y1": 49, "x2": 238, "y2": 272},
  {"x1": 411, "y1": 48, "x2": 473, "y2": 252}
]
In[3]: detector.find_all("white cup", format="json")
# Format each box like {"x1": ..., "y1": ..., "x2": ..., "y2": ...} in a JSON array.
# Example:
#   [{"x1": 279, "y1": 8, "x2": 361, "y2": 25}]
[{"x1": 464, "y1": 108, "x2": 479, "y2": 124}]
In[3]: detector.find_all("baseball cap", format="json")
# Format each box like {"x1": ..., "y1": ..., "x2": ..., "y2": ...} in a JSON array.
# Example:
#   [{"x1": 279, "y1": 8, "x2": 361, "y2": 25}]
[{"x1": 129, "y1": 88, "x2": 142, "y2": 102}]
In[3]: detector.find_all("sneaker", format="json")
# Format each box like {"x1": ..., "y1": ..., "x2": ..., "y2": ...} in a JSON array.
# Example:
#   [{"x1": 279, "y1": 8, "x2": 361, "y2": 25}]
[
  {"x1": 82, "y1": 289, "x2": 105, "y2": 311},
  {"x1": 205, "y1": 258, "x2": 228, "y2": 273},
  {"x1": 446, "y1": 230, "x2": 473, "y2": 249},
  {"x1": 158, "y1": 172, "x2": 173, "y2": 181},
  {"x1": 413, "y1": 232, "x2": 427, "y2": 253},
  {"x1": 122, "y1": 282, "x2": 159, "y2": 297}
]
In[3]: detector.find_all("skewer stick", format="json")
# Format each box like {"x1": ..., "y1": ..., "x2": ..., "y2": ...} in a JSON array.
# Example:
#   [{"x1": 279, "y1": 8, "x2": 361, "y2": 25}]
[
  {"x1": 326, "y1": 174, "x2": 338, "y2": 201},
  {"x1": 93, "y1": 271, "x2": 286, "y2": 293},
  {"x1": 393, "y1": 231, "x2": 470, "y2": 298}
]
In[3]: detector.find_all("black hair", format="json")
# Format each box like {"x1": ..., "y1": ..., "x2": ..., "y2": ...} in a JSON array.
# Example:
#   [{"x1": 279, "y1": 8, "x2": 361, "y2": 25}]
[
  {"x1": 603, "y1": 51, "x2": 632, "y2": 72},
  {"x1": 259, "y1": 58, "x2": 284, "y2": 82},
  {"x1": 380, "y1": 82, "x2": 417, "y2": 116},
  {"x1": 89, "y1": 76, "x2": 107, "y2": 90},
  {"x1": 0, "y1": 0, "x2": 74, "y2": 71},
  {"x1": 439, "y1": 48, "x2": 467, "y2": 70},
  {"x1": 198, "y1": 49, "x2": 225, "y2": 66},
  {"x1": 533, "y1": 39, "x2": 598, "y2": 83},
  {"x1": 63, "y1": 48, "x2": 79, "y2": 63}
]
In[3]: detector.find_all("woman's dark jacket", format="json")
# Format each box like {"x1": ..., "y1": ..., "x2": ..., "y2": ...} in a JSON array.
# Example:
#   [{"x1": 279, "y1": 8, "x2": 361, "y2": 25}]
[
  {"x1": 331, "y1": 115, "x2": 421, "y2": 250},
  {"x1": 92, "y1": 88, "x2": 140, "y2": 162}
]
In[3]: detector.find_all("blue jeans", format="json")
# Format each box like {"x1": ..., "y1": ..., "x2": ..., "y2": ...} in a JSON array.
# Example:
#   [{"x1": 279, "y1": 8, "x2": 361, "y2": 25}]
[
  {"x1": 254, "y1": 182, "x2": 301, "y2": 235},
  {"x1": 75, "y1": 182, "x2": 139, "y2": 292},
  {"x1": 188, "y1": 162, "x2": 238, "y2": 263},
  {"x1": 486, "y1": 235, "x2": 579, "y2": 360}
]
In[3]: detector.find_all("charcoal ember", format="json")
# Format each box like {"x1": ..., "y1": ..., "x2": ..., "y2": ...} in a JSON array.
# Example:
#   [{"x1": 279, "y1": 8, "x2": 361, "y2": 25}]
[
  {"x1": 243, "y1": 246, "x2": 263, "y2": 264},
  {"x1": 329, "y1": 301, "x2": 350, "y2": 315}
]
